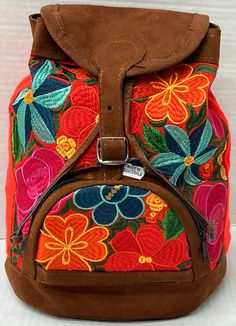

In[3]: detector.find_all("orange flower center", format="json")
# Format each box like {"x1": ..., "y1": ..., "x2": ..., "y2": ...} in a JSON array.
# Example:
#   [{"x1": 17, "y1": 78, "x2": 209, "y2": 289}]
[
  {"x1": 24, "y1": 89, "x2": 34, "y2": 104},
  {"x1": 184, "y1": 156, "x2": 195, "y2": 166},
  {"x1": 139, "y1": 256, "x2": 152, "y2": 264},
  {"x1": 62, "y1": 142, "x2": 71, "y2": 151}
]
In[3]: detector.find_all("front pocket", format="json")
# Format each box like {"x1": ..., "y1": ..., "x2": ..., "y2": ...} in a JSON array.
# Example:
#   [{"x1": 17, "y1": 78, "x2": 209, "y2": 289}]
[{"x1": 32, "y1": 179, "x2": 195, "y2": 274}]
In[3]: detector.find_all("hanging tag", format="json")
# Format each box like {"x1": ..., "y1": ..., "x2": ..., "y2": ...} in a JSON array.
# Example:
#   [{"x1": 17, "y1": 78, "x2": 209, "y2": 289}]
[{"x1": 122, "y1": 163, "x2": 145, "y2": 180}]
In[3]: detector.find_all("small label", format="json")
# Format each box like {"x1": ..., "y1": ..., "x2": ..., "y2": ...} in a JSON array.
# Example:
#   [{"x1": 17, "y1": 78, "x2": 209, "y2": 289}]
[{"x1": 122, "y1": 163, "x2": 145, "y2": 180}]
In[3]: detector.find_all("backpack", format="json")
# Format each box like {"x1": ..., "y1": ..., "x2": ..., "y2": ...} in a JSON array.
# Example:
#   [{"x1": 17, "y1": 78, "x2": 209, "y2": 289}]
[{"x1": 5, "y1": 4, "x2": 231, "y2": 321}]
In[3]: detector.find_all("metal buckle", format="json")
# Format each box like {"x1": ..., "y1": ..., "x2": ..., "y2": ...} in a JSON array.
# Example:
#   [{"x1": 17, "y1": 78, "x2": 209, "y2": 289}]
[{"x1": 96, "y1": 137, "x2": 129, "y2": 165}]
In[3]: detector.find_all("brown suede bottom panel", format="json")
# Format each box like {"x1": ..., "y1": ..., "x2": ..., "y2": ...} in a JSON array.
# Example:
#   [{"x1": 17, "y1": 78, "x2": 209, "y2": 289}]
[{"x1": 5, "y1": 257, "x2": 226, "y2": 321}]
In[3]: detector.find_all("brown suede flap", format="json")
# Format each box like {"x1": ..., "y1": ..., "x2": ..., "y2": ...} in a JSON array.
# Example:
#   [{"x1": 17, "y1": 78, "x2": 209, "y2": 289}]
[{"x1": 39, "y1": 4, "x2": 209, "y2": 76}]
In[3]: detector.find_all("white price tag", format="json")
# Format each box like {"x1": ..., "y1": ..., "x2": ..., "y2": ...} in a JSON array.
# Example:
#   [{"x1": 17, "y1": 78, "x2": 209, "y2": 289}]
[{"x1": 122, "y1": 163, "x2": 145, "y2": 180}]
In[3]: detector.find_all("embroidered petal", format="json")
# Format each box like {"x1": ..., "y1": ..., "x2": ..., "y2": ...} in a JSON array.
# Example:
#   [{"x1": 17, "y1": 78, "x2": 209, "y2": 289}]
[
  {"x1": 175, "y1": 74, "x2": 209, "y2": 106},
  {"x1": 165, "y1": 125, "x2": 191, "y2": 156},
  {"x1": 73, "y1": 186, "x2": 102, "y2": 209},
  {"x1": 43, "y1": 214, "x2": 88, "y2": 243},
  {"x1": 34, "y1": 78, "x2": 72, "y2": 97},
  {"x1": 194, "y1": 148, "x2": 217, "y2": 165},
  {"x1": 169, "y1": 164, "x2": 186, "y2": 185},
  {"x1": 93, "y1": 202, "x2": 118, "y2": 226},
  {"x1": 184, "y1": 167, "x2": 202, "y2": 186},
  {"x1": 16, "y1": 103, "x2": 31, "y2": 148},
  {"x1": 32, "y1": 60, "x2": 53, "y2": 92},
  {"x1": 61, "y1": 106, "x2": 97, "y2": 138},
  {"x1": 165, "y1": 93, "x2": 189, "y2": 124},
  {"x1": 77, "y1": 226, "x2": 109, "y2": 261},
  {"x1": 34, "y1": 85, "x2": 71, "y2": 109},
  {"x1": 12, "y1": 88, "x2": 30, "y2": 111},
  {"x1": 105, "y1": 252, "x2": 148, "y2": 271},
  {"x1": 118, "y1": 196, "x2": 145, "y2": 219},
  {"x1": 128, "y1": 187, "x2": 149, "y2": 197},
  {"x1": 110, "y1": 229, "x2": 141, "y2": 253},
  {"x1": 136, "y1": 225, "x2": 164, "y2": 257},
  {"x1": 194, "y1": 120, "x2": 213, "y2": 157},
  {"x1": 152, "y1": 238, "x2": 184, "y2": 268},
  {"x1": 145, "y1": 94, "x2": 168, "y2": 122},
  {"x1": 157, "y1": 162, "x2": 183, "y2": 176},
  {"x1": 151, "y1": 152, "x2": 183, "y2": 169},
  {"x1": 30, "y1": 104, "x2": 55, "y2": 144}
]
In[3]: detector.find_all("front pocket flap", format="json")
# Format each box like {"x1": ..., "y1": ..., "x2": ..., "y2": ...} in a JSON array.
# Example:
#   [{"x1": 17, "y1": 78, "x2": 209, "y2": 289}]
[{"x1": 35, "y1": 184, "x2": 192, "y2": 273}]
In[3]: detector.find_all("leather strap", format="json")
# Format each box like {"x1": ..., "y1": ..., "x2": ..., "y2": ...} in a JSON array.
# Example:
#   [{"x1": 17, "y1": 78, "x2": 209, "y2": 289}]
[{"x1": 93, "y1": 41, "x2": 145, "y2": 165}]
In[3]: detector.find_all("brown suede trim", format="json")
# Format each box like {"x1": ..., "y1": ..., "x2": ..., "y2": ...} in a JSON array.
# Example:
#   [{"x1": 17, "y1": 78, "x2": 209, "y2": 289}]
[
  {"x1": 94, "y1": 40, "x2": 144, "y2": 166},
  {"x1": 36, "y1": 265, "x2": 193, "y2": 286},
  {"x1": 30, "y1": 12, "x2": 220, "y2": 67},
  {"x1": 5, "y1": 257, "x2": 226, "y2": 320},
  {"x1": 21, "y1": 173, "x2": 209, "y2": 280},
  {"x1": 31, "y1": 4, "x2": 210, "y2": 76}
]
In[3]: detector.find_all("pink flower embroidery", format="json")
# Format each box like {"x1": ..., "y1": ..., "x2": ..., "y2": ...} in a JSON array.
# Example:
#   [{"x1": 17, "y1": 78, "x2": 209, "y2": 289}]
[
  {"x1": 15, "y1": 148, "x2": 64, "y2": 235},
  {"x1": 193, "y1": 182, "x2": 227, "y2": 266}
]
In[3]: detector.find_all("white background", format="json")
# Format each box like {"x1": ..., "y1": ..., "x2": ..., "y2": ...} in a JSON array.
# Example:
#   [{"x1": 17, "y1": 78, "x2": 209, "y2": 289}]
[{"x1": 0, "y1": 0, "x2": 236, "y2": 238}]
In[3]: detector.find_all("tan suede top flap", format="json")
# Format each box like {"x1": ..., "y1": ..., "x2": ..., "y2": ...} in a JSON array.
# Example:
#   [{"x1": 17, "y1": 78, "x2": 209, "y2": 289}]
[{"x1": 32, "y1": 4, "x2": 210, "y2": 76}]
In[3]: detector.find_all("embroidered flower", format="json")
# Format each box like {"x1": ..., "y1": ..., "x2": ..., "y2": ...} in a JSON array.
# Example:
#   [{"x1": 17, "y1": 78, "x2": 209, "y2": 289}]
[
  {"x1": 151, "y1": 120, "x2": 217, "y2": 186},
  {"x1": 12, "y1": 60, "x2": 71, "y2": 148},
  {"x1": 217, "y1": 144, "x2": 228, "y2": 181},
  {"x1": 56, "y1": 135, "x2": 76, "y2": 159},
  {"x1": 145, "y1": 64, "x2": 209, "y2": 124},
  {"x1": 61, "y1": 82, "x2": 99, "y2": 165},
  {"x1": 15, "y1": 148, "x2": 64, "y2": 235},
  {"x1": 73, "y1": 185, "x2": 149, "y2": 226},
  {"x1": 105, "y1": 225, "x2": 190, "y2": 271},
  {"x1": 145, "y1": 194, "x2": 168, "y2": 223},
  {"x1": 199, "y1": 157, "x2": 214, "y2": 180},
  {"x1": 36, "y1": 213, "x2": 109, "y2": 271},
  {"x1": 193, "y1": 182, "x2": 227, "y2": 268}
]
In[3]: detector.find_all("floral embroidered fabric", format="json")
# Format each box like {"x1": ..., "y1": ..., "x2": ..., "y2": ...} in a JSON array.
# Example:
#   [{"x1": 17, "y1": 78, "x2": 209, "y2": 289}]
[
  {"x1": 7, "y1": 58, "x2": 230, "y2": 273},
  {"x1": 35, "y1": 186, "x2": 192, "y2": 272}
]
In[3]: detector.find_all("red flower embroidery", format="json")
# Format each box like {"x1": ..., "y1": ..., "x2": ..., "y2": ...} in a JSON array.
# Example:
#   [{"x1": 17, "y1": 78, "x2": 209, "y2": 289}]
[
  {"x1": 61, "y1": 82, "x2": 99, "y2": 166},
  {"x1": 105, "y1": 225, "x2": 188, "y2": 271},
  {"x1": 144, "y1": 64, "x2": 209, "y2": 124}
]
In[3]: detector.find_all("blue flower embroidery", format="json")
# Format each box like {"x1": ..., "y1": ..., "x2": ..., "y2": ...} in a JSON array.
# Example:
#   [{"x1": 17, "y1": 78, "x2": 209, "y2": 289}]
[
  {"x1": 12, "y1": 60, "x2": 71, "y2": 148},
  {"x1": 73, "y1": 185, "x2": 149, "y2": 226},
  {"x1": 151, "y1": 120, "x2": 217, "y2": 186}
]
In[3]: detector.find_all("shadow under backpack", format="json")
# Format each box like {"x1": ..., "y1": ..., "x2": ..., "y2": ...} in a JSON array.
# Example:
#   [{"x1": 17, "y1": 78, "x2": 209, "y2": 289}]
[{"x1": 5, "y1": 4, "x2": 231, "y2": 321}]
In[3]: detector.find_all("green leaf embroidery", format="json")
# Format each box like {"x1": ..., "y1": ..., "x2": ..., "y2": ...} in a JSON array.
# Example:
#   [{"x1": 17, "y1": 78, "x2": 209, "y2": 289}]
[
  {"x1": 193, "y1": 64, "x2": 217, "y2": 75},
  {"x1": 163, "y1": 210, "x2": 184, "y2": 240},
  {"x1": 87, "y1": 79, "x2": 98, "y2": 86},
  {"x1": 143, "y1": 124, "x2": 168, "y2": 153},
  {"x1": 148, "y1": 118, "x2": 167, "y2": 128},
  {"x1": 186, "y1": 102, "x2": 206, "y2": 134},
  {"x1": 178, "y1": 260, "x2": 192, "y2": 271},
  {"x1": 12, "y1": 116, "x2": 24, "y2": 165},
  {"x1": 135, "y1": 136, "x2": 155, "y2": 159},
  {"x1": 62, "y1": 68, "x2": 76, "y2": 82},
  {"x1": 132, "y1": 96, "x2": 149, "y2": 103}
]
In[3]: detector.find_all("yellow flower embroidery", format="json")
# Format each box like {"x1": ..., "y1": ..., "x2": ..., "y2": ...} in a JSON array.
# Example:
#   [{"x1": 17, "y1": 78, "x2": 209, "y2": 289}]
[
  {"x1": 56, "y1": 135, "x2": 76, "y2": 159},
  {"x1": 217, "y1": 144, "x2": 228, "y2": 181}
]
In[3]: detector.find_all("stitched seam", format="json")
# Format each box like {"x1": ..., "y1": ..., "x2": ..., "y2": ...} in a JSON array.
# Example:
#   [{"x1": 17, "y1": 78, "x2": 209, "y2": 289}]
[{"x1": 46, "y1": 7, "x2": 206, "y2": 69}]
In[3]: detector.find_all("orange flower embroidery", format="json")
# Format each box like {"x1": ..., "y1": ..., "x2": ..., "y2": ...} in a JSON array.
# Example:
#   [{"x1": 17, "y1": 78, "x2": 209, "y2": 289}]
[
  {"x1": 145, "y1": 64, "x2": 210, "y2": 124},
  {"x1": 145, "y1": 194, "x2": 168, "y2": 223},
  {"x1": 36, "y1": 213, "x2": 109, "y2": 271}
]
